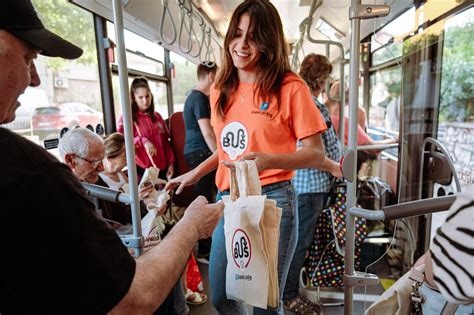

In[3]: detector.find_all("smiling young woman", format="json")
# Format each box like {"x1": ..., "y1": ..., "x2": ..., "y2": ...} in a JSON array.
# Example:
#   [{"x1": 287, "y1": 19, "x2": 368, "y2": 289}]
[{"x1": 166, "y1": 1, "x2": 338, "y2": 313}]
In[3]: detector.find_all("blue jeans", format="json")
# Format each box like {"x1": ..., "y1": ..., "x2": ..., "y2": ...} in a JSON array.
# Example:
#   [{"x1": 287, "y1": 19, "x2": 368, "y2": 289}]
[
  {"x1": 420, "y1": 283, "x2": 474, "y2": 314},
  {"x1": 283, "y1": 192, "x2": 329, "y2": 300},
  {"x1": 209, "y1": 181, "x2": 298, "y2": 315},
  {"x1": 173, "y1": 280, "x2": 188, "y2": 315}
]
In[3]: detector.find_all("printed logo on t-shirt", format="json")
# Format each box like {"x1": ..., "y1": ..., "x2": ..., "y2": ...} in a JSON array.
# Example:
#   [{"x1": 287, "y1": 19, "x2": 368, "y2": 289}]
[
  {"x1": 259, "y1": 101, "x2": 269, "y2": 111},
  {"x1": 251, "y1": 100, "x2": 274, "y2": 119},
  {"x1": 221, "y1": 121, "x2": 248, "y2": 160},
  {"x1": 232, "y1": 228, "x2": 252, "y2": 270}
]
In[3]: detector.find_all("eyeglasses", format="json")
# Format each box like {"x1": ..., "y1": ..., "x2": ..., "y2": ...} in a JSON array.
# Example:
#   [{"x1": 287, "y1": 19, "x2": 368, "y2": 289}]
[{"x1": 74, "y1": 154, "x2": 103, "y2": 168}]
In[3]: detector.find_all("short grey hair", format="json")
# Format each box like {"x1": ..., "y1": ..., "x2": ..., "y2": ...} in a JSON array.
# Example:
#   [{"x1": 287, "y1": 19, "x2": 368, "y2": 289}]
[{"x1": 58, "y1": 128, "x2": 104, "y2": 161}]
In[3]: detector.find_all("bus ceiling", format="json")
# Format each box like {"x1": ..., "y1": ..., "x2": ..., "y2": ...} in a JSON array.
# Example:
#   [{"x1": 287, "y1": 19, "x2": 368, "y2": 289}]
[{"x1": 71, "y1": 0, "x2": 413, "y2": 66}]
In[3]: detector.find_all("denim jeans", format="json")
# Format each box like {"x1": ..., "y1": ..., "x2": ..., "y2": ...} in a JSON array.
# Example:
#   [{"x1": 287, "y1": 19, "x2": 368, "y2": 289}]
[
  {"x1": 209, "y1": 181, "x2": 298, "y2": 315},
  {"x1": 420, "y1": 283, "x2": 474, "y2": 314},
  {"x1": 173, "y1": 280, "x2": 189, "y2": 315},
  {"x1": 283, "y1": 192, "x2": 329, "y2": 300}
]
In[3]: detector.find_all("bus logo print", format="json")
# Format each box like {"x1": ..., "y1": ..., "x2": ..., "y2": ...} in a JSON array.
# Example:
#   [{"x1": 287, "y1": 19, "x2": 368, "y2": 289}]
[
  {"x1": 232, "y1": 228, "x2": 252, "y2": 270},
  {"x1": 221, "y1": 121, "x2": 248, "y2": 160},
  {"x1": 260, "y1": 101, "x2": 269, "y2": 111}
]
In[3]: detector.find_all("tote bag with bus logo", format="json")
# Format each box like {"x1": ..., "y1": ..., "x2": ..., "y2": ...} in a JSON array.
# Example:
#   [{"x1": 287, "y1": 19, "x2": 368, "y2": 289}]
[{"x1": 223, "y1": 161, "x2": 282, "y2": 309}]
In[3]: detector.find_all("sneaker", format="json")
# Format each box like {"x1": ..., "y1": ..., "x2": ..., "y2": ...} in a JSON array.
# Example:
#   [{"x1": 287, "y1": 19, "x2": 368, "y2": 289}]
[{"x1": 284, "y1": 296, "x2": 321, "y2": 315}]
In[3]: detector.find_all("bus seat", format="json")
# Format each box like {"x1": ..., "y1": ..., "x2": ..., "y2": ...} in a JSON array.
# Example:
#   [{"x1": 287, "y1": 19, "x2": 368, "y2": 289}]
[{"x1": 168, "y1": 111, "x2": 198, "y2": 207}]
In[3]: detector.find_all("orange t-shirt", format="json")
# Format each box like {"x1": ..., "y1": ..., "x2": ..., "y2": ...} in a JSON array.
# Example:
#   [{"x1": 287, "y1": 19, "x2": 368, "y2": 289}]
[{"x1": 210, "y1": 73, "x2": 327, "y2": 191}]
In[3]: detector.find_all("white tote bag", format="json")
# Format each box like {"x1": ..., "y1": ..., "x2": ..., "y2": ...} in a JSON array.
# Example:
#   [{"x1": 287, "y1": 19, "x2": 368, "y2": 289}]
[{"x1": 223, "y1": 161, "x2": 282, "y2": 309}]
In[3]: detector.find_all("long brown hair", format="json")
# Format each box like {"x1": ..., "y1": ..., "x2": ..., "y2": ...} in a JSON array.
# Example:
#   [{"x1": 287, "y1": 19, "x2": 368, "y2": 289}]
[
  {"x1": 130, "y1": 77, "x2": 157, "y2": 122},
  {"x1": 215, "y1": 0, "x2": 292, "y2": 117}
]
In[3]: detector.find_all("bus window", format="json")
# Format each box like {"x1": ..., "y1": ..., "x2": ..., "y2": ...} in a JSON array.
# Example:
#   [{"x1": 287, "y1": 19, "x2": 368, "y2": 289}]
[
  {"x1": 112, "y1": 75, "x2": 169, "y2": 120},
  {"x1": 107, "y1": 22, "x2": 168, "y2": 120},
  {"x1": 369, "y1": 67, "x2": 402, "y2": 134},
  {"x1": 1, "y1": 0, "x2": 103, "y2": 149},
  {"x1": 170, "y1": 52, "x2": 198, "y2": 113},
  {"x1": 399, "y1": 4, "x2": 473, "y2": 203},
  {"x1": 438, "y1": 7, "x2": 474, "y2": 189},
  {"x1": 106, "y1": 22, "x2": 165, "y2": 76},
  {"x1": 370, "y1": 8, "x2": 415, "y2": 67},
  {"x1": 148, "y1": 80, "x2": 168, "y2": 119}
]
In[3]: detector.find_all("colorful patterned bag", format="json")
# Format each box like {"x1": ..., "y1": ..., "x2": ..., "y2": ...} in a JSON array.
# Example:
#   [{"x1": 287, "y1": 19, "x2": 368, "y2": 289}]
[{"x1": 303, "y1": 182, "x2": 367, "y2": 287}]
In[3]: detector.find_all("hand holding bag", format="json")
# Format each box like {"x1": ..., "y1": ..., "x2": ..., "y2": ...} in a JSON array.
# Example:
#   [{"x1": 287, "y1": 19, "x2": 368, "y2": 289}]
[{"x1": 223, "y1": 160, "x2": 282, "y2": 309}]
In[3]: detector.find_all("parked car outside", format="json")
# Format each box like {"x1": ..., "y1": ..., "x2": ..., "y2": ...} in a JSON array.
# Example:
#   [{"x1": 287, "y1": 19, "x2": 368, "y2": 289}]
[
  {"x1": 32, "y1": 102, "x2": 103, "y2": 140},
  {"x1": 1, "y1": 87, "x2": 49, "y2": 136}
]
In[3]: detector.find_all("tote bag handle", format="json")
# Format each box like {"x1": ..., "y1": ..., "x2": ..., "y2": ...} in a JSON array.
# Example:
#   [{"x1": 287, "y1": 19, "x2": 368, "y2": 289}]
[
  {"x1": 229, "y1": 161, "x2": 262, "y2": 201},
  {"x1": 134, "y1": 121, "x2": 157, "y2": 168}
]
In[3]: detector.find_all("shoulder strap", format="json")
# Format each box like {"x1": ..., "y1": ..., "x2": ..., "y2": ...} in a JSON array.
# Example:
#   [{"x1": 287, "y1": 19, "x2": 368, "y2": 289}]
[
  {"x1": 133, "y1": 121, "x2": 142, "y2": 137},
  {"x1": 134, "y1": 121, "x2": 157, "y2": 168}
]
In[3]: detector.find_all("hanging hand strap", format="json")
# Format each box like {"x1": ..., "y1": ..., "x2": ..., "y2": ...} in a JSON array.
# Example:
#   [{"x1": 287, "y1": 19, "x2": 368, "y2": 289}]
[{"x1": 134, "y1": 121, "x2": 157, "y2": 168}]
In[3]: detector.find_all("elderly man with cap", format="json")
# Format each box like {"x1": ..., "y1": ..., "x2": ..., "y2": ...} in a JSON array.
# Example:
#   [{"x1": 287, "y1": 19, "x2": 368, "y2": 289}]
[{"x1": 0, "y1": 1, "x2": 223, "y2": 314}]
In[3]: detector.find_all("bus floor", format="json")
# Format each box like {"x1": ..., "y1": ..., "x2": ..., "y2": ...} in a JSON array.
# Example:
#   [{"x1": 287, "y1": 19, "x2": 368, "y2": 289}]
[{"x1": 189, "y1": 256, "x2": 388, "y2": 315}]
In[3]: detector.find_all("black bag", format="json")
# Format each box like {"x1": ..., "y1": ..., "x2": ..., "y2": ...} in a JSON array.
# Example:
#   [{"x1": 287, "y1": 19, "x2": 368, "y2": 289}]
[{"x1": 357, "y1": 176, "x2": 395, "y2": 211}]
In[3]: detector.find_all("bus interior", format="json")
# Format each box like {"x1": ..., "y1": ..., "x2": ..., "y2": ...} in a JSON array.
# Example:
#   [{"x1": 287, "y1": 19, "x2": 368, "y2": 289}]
[{"x1": 2, "y1": 0, "x2": 472, "y2": 314}]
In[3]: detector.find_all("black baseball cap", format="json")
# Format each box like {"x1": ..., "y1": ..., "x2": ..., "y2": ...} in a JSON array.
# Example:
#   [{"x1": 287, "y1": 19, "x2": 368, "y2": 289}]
[{"x1": 0, "y1": 0, "x2": 83, "y2": 59}]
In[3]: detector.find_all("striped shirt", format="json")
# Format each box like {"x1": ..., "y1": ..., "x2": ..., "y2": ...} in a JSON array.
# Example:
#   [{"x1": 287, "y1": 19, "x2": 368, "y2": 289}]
[{"x1": 429, "y1": 185, "x2": 474, "y2": 304}]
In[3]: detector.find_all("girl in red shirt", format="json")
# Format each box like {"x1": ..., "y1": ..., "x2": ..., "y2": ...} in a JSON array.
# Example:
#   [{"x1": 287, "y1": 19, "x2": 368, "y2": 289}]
[{"x1": 118, "y1": 77, "x2": 175, "y2": 180}]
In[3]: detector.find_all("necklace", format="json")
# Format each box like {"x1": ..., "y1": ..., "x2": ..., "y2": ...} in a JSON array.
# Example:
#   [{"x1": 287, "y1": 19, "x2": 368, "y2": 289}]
[{"x1": 239, "y1": 88, "x2": 253, "y2": 103}]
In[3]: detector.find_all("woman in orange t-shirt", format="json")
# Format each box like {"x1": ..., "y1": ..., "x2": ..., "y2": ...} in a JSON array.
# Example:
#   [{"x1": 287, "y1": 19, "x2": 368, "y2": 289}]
[{"x1": 166, "y1": 1, "x2": 339, "y2": 313}]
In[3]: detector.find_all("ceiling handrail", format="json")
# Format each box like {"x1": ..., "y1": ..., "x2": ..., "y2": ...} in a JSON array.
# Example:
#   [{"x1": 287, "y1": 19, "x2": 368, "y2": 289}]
[
  {"x1": 159, "y1": 0, "x2": 177, "y2": 45},
  {"x1": 189, "y1": 23, "x2": 206, "y2": 59},
  {"x1": 177, "y1": 0, "x2": 194, "y2": 54},
  {"x1": 201, "y1": 28, "x2": 216, "y2": 65}
]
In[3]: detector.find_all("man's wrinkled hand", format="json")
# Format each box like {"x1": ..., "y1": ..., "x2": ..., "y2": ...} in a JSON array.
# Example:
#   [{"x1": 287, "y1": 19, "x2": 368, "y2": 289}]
[{"x1": 184, "y1": 196, "x2": 223, "y2": 239}]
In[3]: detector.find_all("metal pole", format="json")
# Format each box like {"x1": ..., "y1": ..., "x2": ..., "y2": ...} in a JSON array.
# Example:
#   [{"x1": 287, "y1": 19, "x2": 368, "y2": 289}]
[
  {"x1": 339, "y1": 60, "x2": 346, "y2": 150},
  {"x1": 164, "y1": 49, "x2": 174, "y2": 117},
  {"x1": 94, "y1": 15, "x2": 116, "y2": 134},
  {"x1": 344, "y1": 0, "x2": 361, "y2": 313},
  {"x1": 111, "y1": 0, "x2": 143, "y2": 256}
]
